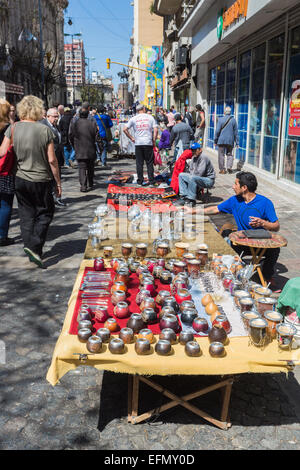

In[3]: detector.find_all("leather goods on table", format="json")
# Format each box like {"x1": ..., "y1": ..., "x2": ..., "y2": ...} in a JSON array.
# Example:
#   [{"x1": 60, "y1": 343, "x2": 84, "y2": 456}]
[{"x1": 242, "y1": 229, "x2": 272, "y2": 239}]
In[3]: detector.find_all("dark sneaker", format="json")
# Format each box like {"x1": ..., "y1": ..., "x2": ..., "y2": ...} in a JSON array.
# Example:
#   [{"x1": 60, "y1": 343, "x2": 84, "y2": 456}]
[
  {"x1": 185, "y1": 198, "x2": 197, "y2": 207},
  {"x1": 173, "y1": 198, "x2": 186, "y2": 206},
  {"x1": 0, "y1": 237, "x2": 15, "y2": 246},
  {"x1": 55, "y1": 199, "x2": 67, "y2": 207},
  {"x1": 24, "y1": 247, "x2": 45, "y2": 269}
]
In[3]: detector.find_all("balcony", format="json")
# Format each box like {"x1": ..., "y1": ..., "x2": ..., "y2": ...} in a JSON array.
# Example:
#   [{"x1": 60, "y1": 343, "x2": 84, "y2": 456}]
[{"x1": 153, "y1": 0, "x2": 182, "y2": 16}]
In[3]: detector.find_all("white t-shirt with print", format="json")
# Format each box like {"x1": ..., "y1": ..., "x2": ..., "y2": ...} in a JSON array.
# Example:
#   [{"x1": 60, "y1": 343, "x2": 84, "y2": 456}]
[{"x1": 126, "y1": 113, "x2": 157, "y2": 146}]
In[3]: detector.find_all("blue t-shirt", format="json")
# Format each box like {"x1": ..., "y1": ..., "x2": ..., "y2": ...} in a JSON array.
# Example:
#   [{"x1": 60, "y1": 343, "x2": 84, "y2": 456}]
[
  {"x1": 94, "y1": 113, "x2": 113, "y2": 139},
  {"x1": 217, "y1": 194, "x2": 278, "y2": 231}
]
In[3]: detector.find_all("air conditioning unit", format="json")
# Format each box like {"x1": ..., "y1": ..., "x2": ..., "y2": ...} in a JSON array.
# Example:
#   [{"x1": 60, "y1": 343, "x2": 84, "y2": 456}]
[{"x1": 175, "y1": 47, "x2": 187, "y2": 67}]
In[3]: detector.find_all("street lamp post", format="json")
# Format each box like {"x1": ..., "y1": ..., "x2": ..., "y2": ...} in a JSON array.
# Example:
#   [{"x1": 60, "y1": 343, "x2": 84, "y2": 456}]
[
  {"x1": 85, "y1": 57, "x2": 95, "y2": 84},
  {"x1": 85, "y1": 57, "x2": 96, "y2": 103},
  {"x1": 38, "y1": 0, "x2": 45, "y2": 102},
  {"x1": 64, "y1": 32, "x2": 82, "y2": 106}
]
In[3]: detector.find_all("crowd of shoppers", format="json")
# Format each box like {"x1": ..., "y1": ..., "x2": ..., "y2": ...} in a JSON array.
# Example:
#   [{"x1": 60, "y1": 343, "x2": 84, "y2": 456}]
[{"x1": 0, "y1": 93, "x2": 243, "y2": 268}]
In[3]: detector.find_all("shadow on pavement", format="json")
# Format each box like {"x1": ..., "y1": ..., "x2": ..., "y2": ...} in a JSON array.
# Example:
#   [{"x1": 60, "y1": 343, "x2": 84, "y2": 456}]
[
  {"x1": 97, "y1": 371, "x2": 300, "y2": 431},
  {"x1": 43, "y1": 239, "x2": 86, "y2": 267}
]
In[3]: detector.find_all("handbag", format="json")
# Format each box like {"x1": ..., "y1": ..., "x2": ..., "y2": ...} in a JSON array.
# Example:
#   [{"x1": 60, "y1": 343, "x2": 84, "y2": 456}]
[
  {"x1": 97, "y1": 114, "x2": 112, "y2": 142},
  {"x1": 153, "y1": 146, "x2": 162, "y2": 166},
  {"x1": 0, "y1": 125, "x2": 15, "y2": 176}
]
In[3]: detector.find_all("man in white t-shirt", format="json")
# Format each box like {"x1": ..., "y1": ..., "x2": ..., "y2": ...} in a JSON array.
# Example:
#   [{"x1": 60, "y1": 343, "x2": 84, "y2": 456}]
[{"x1": 123, "y1": 104, "x2": 158, "y2": 186}]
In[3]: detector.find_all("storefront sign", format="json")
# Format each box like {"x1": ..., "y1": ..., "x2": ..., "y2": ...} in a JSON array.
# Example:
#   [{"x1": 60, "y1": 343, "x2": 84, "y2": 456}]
[
  {"x1": 288, "y1": 80, "x2": 300, "y2": 137},
  {"x1": 218, "y1": 0, "x2": 248, "y2": 38},
  {"x1": 5, "y1": 82, "x2": 24, "y2": 95}
]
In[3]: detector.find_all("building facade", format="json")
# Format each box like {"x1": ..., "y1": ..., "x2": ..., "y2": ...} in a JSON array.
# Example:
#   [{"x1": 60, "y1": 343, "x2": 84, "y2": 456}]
[
  {"x1": 153, "y1": 1, "x2": 198, "y2": 112},
  {"x1": 128, "y1": 0, "x2": 164, "y2": 108},
  {"x1": 178, "y1": 0, "x2": 300, "y2": 188},
  {"x1": 0, "y1": 0, "x2": 68, "y2": 105},
  {"x1": 64, "y1": 39, "x2": 86, "y2": 105}
]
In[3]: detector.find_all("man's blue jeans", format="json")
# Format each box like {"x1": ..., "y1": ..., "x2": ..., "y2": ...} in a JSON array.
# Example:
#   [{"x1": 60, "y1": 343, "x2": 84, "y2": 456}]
[
  {"x1": 0, "y1": 193, "x2": 14, "y2": 239},
  {"x1": 63, "y1": 145, "x2": 75, "y2": 167},
  {"x1": 97, "y1": 139, "x2": 108, "y2": 165},
  {"x1": 178, "y1": 173, "x2": 214, "y2": 200}
]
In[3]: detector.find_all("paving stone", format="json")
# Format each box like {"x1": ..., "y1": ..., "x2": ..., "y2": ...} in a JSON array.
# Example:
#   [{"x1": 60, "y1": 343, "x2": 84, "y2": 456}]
[{"x1": 1, "y1": 157, "x2": 300, "y2": 450}]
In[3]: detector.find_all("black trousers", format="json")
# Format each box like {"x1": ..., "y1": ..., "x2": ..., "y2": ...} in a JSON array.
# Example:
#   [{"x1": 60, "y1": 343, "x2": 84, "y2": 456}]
[
  {"x1": 135, "y1": 145, "x2": 155, "y2": 184},
  {"x1": 15, "y1": 176, "x2": 55, "y2": 256},
  {"x1": 77, "y1": 159, "x2": 95, "y2": 190},
  {"x1": 222, "y1": 229, "x2": 280, "y2": 280}
]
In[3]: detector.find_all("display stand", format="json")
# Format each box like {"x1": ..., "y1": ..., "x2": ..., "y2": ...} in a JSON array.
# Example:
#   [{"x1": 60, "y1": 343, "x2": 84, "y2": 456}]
[{"x1": 127, "y1": 374, "x2": 233, "y2": 430}]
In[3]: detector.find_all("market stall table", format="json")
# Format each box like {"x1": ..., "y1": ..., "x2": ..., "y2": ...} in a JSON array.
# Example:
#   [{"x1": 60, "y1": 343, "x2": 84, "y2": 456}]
[
  {"x1": 84, "y1": 217, "x2": 235, "y2": 260},
  {"x1": 229, "y1": 231, "x2": 287, "y2": 287},
  {"x1": 46, "y1": 260, "x2": 300, "y2": 430}
]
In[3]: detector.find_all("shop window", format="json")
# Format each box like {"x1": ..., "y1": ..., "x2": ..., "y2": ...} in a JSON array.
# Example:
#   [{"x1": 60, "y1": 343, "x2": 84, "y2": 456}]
[
  {"x1": 263, "y1": 34, "x2": 285, "y2": 173},
  {"x1": 225, "y1": 57, "x2": 236, "y2": 112},
  {"x1": 237, "y1": 50, "x2": 251, "y2": 163},
  {"x1": 216, "y1": 63, "x2": 225, "y2": 121},
  {"x1": 282, "y1": 26, "x2": 300, "y2": 183},
  {"x1": 248, "y1": 43, "x2": 266, "y2": 168},
  {"x1": 207, "y1": 68, "x2": 216, "y2": 149}
]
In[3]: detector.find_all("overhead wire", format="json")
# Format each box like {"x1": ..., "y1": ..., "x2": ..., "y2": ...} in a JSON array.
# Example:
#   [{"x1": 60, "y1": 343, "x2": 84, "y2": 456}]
[
  {"x1": 95, "y1": 0, "x2": 132, "y2": 36},
  {"x1": 77, "y1": 0, "x2": 130, "y2": 42}
]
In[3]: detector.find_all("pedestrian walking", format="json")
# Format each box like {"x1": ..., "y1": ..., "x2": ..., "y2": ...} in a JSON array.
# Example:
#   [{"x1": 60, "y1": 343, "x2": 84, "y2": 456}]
[
  {"x1": 214, "y1": 106, "x2": 239, "y2": 174},
  {"x1": 0, "y1": 99, "x2": 15, "y2": 246},
  {"x1": 94, "y1": 105, "x2": 113, "y2": 169},
  {"x1": 0, "y1": 95, "x2": 61, "y2": 268},
  {"x1": 58, "y1": 107, "x2": 75, "y2": 168},
  {"x1": 167, "y1": 108, "x2": 175, "y2": 131},
  {"x1": 123, "y1": 104, "x2": 158, "y2": 186},
  {"x1": 184, "y1": 106, "x2": 195, "y2": 130},
  {"x1": 194, "y1": 104, "x2": 206, "y2": 145},
  {"x1": 57, "y1": 104, "x2": 64, "y2": 124},
  {"x1": 170, "y1": 113, "x2": 194, "y2": 161},
  {"x1": 9, "y1": 104, "x2": 19, "y2": 124},
  {"x1": 69, "y1": 107, "x2": 99, "y2": 192},
  {"x1": 41, "y1": 108, "x2": 66, "y2": 206}
]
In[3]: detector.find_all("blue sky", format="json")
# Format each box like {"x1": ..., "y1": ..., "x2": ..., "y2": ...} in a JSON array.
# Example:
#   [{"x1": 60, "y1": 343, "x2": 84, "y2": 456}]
[{"x1": 64, "y1": 0, "x2": 133, "y2": 90}]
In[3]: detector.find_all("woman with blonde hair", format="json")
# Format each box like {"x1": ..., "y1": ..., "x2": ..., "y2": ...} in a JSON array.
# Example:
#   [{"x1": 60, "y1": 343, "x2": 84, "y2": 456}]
[
  {"x1": 0, "y1": 98, "x2": 15, "y2": 246},
  {"x1": 0, "y1": 95, "x2": 61, "y2": 268}
]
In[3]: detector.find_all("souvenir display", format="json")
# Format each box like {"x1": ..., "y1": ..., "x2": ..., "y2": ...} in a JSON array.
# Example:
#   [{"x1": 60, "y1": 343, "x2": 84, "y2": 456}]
[
  {"x1": 78, "y1": 328, "x2": 92, "y2": 342},
  {"x1": 109, "y1": 337, "x2": 125, "y2": 354},
  {"x1": 159, "y1": 328, "x2": 177, "y2": 344},
  {"x1": 179, "y1": 331, "x2": 194, "y2": 345},
  {"x1": 86, "y1": 335, "x2": 103, "y2": 353},
  {"x1": 209, "y1": 342, "x2": 225, "y2": 357},
  {"x1": 138, "y1": 328, "x2": 154, "y2": 344},
  {"x1": 73, "y1": 226, "x2": 295, "y2": 368},
  {"x1": 135, "y1": 338, "x2": 151, "y2": 355},
  {"x1": 119, "y1": 327, "x2": 134, "y2": 344},
  {"x1": 249, "y1": 318, "x2": 268, "y2": 347},
  {"x1": 127, "y1": 313, "x2": 145, "y2": 333},
  {"x1": 264, "y1": 311, "x2": 283, "y2": 340},
  {"x1": 96, "y1": 328, "x2": 111, "y2": 343},
  {"x1": 155, "y1": 339, "x2": 172, "y2": 356},
  {"x1": 276, "y1": 324, "x2": 297, "y2": 350},
  {"x1": 185, "y1": 341, "x2": 201, "y2": 357}
]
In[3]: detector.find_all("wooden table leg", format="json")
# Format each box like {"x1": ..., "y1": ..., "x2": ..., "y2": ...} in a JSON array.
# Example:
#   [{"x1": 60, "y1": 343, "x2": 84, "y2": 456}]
[
  {"x1": 127, "y1": 375, "x2": 133, "y2": 423},
  {"x1": 130, "y1": 376, "x2": 233, "y2": 430},
  {"x1": 250, "y1": 247, "x2": 267, "y2": 286},
  {"x1": 131, "y1": 375, "x2": 139, "y2": 423},
  {"x1": 220, "y1": 377, "x2": 234, "y2": 423}
]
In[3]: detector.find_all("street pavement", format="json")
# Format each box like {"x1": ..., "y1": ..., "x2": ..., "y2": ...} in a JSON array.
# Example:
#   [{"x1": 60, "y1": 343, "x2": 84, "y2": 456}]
[{"x1": 0, "y1": 153, "x2": 300, "y2": 450}]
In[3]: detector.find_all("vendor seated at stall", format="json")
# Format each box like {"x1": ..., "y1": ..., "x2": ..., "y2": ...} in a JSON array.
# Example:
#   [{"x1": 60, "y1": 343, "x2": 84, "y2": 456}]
[
  {"x1": 174, "y1": 143, "x2": 215, "y2": 207},
  {"x1": 203, "y1": 171, "x2": 280, "y2": 283}
]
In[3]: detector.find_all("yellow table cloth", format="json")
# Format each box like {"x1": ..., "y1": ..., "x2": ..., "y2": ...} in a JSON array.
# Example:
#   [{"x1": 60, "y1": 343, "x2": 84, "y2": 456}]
[
  {"x1": 46, "y1": 260, "x2": 300, "y2": 386},
  {"x1": 84, "y1": 218, "x2": 235, "y2": 259}
]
